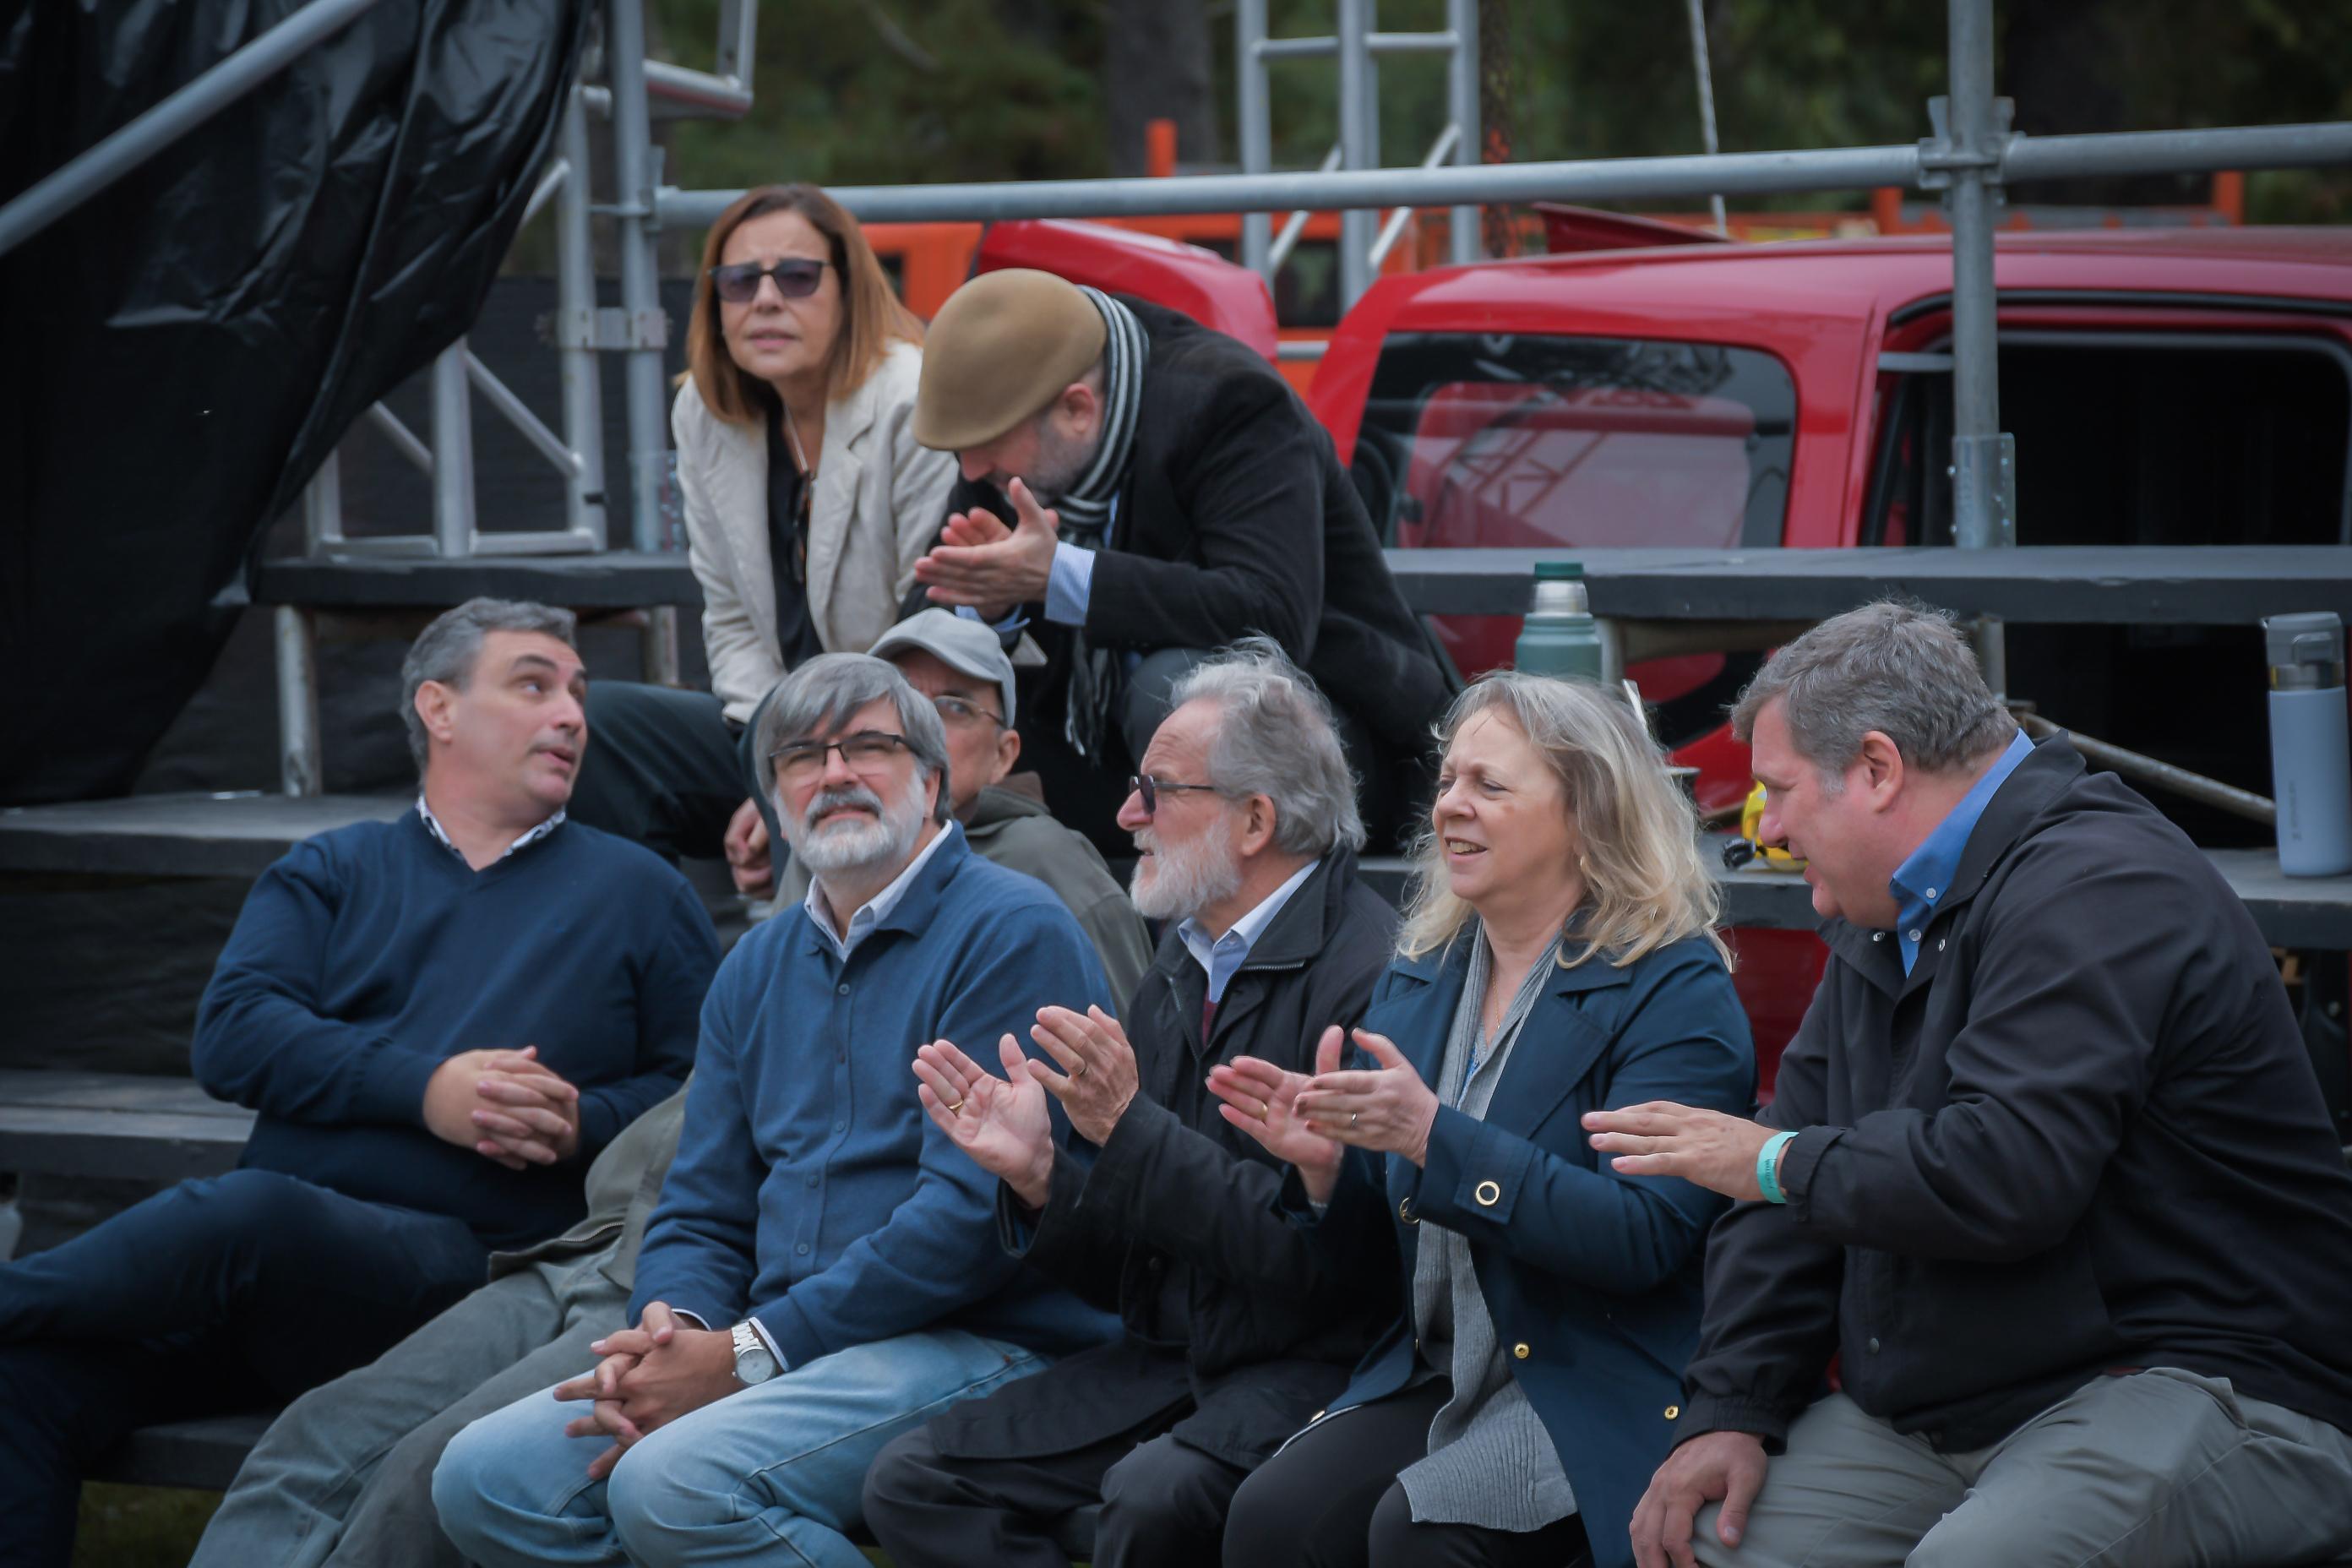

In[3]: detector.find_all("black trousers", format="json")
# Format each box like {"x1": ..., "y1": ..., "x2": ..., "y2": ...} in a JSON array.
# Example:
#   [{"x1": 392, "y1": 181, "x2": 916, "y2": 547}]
[
  {"x1": 1222, "y1": 1380, "x2": 1592, "y2": 1568},
  {"x1": 568, "y1": 682, "x2": 771, "y2": 862},
  {"x1": 0, "y1": 1170, "x2": 487, "y2": 1568},
  {"x1": 863, "y1": 1407, "x2": 1246, "y2": 1568}
]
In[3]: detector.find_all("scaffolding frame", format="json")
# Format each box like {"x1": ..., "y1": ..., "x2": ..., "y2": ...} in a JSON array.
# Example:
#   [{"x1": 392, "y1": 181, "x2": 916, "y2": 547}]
[{"x1": 3, "y1": 0, "x2": 2351, "y2": 796}]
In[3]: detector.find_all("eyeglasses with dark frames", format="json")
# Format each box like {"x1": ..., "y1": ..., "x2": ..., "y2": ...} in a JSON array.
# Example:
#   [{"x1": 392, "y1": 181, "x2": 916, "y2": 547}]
[
  {"x1": 1128, "y1": 774, "x2": 1222, "y2": 818},
  {"x1": 710, "y1": 257, "x2": 830, "y2": 304},
  {"x1": 770, "y1": 730, "x2": 915, "y2": 784},
  {"x1": 931, "y1": 694, "x2": 1007, "y2": 730}
]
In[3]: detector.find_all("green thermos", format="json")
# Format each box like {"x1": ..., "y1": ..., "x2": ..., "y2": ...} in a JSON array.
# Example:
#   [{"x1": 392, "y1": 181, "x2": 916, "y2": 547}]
[{"x1": 1514, "y1": 561, "x2": 1604, "y2": 679}]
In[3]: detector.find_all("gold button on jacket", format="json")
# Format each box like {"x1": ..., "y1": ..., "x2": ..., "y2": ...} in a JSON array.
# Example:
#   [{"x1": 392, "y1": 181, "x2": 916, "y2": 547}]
[
  {"x1": 1663, "y1": 1405, "x2": 1680, "y2": 1420},
  {"x1": 1474, "y1": 1179, "x2": 1502, "y2": 1206},
  {"x1": 1511, "y1": 1342, "x2": 1530, "y2": 1360}
]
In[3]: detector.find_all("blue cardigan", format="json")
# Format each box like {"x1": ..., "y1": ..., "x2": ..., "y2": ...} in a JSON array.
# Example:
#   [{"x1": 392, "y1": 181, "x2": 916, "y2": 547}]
[
  {"x1": 1307, "y1": 932, "x2": 1755, "y2": 1568},
  {"x1": 630, "y1": 827, "x2": 1120, "y2": 1369}
]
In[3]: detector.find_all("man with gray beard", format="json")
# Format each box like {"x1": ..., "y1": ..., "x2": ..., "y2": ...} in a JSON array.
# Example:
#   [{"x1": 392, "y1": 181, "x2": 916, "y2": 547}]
[
  {"x1": 863, "y1": 640, "x2": 1403, "y2": 1568},
  {"x1": 432, "y1": 653, "x2": 1118, "y2": 1568}
]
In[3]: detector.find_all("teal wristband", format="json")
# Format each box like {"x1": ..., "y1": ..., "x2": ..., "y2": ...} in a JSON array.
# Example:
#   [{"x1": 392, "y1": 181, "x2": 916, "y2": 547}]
[{"x1": 1756, "y1": 1130, "x2": 1798, "y2": 1205}]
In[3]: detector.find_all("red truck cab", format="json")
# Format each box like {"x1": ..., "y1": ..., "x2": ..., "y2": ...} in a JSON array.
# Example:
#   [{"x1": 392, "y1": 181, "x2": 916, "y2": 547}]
[{"x1": 1311, "y1": 226, "x2": 2352, "y2": 1076}]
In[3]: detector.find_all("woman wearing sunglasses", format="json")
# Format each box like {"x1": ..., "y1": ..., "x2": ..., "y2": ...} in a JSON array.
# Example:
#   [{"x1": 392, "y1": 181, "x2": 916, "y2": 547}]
[{"x1": 568, "y1": 184, "x2": 956, "y2": 885}]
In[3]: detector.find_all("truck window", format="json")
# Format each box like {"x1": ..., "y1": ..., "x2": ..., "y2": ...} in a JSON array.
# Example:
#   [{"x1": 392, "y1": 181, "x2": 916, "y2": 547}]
[
  {"x1": 1867, "y1": 332, "x2": 2352, "y2": 847},
  {"x1": 1353, "y1": 333, "x2": 1797, "y2": 737}
]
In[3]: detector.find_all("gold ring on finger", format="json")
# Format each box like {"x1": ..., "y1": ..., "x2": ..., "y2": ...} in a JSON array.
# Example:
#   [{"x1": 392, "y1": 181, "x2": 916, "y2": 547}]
[
  {"x1": 946, "y1": 1098, "x2": 966, "y2": 1114},
  {"x1": 1350, "y1": 1111, "x2": 1359, "y2": 1128},
  {"x1": 1074, "y1": 1060, "x2": 1090, "y2": 1079}
]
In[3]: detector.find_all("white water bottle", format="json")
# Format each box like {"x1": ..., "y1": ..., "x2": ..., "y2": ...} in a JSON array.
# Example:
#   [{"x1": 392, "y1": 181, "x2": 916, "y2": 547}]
[{"x1": 2264, "y1": 612, "x2": 2352, "y2": 877}]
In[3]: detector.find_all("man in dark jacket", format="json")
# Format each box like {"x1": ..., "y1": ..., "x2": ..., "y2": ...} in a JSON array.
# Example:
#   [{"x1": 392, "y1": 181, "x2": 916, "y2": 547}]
[
  {"x1": 1587, "y1": 602, "x2": 2352, "y2": 1568},
  {"x1": 863, "y1": 641, "x2": 1402, "y2": 1568},
  {"x1": 901, "y1": 266, "x2": 1451, "y2": 850}
]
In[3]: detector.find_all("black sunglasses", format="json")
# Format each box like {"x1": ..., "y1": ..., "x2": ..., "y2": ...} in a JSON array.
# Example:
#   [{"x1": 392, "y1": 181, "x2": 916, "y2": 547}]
[
  {"x1": 710, "y1": 258, "x2": 830, "y2": 304},
  {"x1": 1129, "y1": 774, "x2": 1222, "y2": 818}
]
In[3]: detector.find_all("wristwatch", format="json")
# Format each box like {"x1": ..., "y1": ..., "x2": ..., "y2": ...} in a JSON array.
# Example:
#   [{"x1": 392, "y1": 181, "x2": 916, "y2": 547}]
[{"x1": 730, "y1": 1320, "x2": 781, "y2": 1386}]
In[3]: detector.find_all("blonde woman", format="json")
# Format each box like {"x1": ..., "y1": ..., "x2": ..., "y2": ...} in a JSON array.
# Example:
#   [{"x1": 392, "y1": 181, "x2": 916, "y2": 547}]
[
  {"x1": 569, "y1": 184, "x2": 956, "y2": 885},
  {"x1": 1210, "y1": 673, "x2": 1756, "y2": 1568}
]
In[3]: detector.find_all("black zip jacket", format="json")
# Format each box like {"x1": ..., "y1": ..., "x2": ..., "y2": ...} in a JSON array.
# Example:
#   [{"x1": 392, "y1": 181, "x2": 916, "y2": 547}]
[
  {"x1": 926, "y1": 849, "x2": 1402, "y2": 1468},
  {"x1": 1682, "y1": 735, "x2": 2352, "y2": 1452}
]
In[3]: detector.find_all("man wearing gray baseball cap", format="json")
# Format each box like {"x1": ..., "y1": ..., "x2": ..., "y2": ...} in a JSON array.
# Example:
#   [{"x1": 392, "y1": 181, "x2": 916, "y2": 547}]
[{"x1": 765, "y1": 608, "x2": 1153, "y2": 1002}]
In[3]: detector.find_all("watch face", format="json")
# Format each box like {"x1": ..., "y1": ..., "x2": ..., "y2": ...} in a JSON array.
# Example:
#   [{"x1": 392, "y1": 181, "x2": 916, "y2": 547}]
[{"x1": 734, "y1": 1335, "x2": 778, "y2": 1385}]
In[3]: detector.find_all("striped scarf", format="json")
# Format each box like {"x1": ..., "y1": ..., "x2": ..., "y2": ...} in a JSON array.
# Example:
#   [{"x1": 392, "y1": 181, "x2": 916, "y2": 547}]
[
  {"x1": 1052, "y1": 287, "x2": 1146, "y2": 536},
  {"x1": 1057, "y1": 288, "x2": 1147, "y2": 758}
]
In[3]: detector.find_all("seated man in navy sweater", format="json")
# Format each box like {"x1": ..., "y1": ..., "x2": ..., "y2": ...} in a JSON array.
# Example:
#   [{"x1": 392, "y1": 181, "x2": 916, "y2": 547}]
[
  {"x1": 433, "y1": 651, "x2": 1119, "y2": 1568},
  {"x1": 0, "y1": 597, "x2": 717, "y2": 1568}
]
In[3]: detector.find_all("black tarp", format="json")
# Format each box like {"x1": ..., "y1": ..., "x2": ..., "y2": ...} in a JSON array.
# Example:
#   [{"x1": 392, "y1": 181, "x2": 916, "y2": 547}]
[{"x1": 0, "y1": 0, "x2": 590, "y2": 802}]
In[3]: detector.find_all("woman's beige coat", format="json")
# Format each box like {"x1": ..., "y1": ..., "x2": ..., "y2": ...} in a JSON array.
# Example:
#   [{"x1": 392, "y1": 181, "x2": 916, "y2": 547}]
[{"x1": 672, "y1": 340, "x2": 956, "y2": 721}]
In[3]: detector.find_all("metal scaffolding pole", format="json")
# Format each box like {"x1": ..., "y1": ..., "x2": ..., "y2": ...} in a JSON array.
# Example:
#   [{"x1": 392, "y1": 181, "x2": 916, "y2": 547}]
[
  {"x1": 1942, "y1": 0, "x2": 2013, "y2": 693},
  {"x1": 1236, "y1": 0, "x2": 1271, "y2": 279},
  {"x1": 663, "y1": 121, "x2": 2352, "y2": 231},
  {"x1": 607, "y1": 0, "x2": 672, "y2": 553},
  {"x1": 554, "y1": 85, "x2": 609, "y2": 547},
  {"x1": 0, "y1": 0, "x2": 389, "y2": 258},
  {"x1": 430, "y1": 342, "x2": 477, "y2": 556},
  {"x1": 1445, "y1": 0, "x2": 1481, "y2": 264},
  {"x1": 1337, "y1": 0, "x2": 1377, "y2": 308}
]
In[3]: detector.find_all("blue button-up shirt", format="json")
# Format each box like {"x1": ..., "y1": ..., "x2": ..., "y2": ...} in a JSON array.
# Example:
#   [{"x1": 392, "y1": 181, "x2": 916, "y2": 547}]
[
  {"x1": 1176, "y1": 857, "x2": 1320, "y2": 1004},
  {"x1": 1888, "y1": 728, "x2": 2034, "y2": 975}
]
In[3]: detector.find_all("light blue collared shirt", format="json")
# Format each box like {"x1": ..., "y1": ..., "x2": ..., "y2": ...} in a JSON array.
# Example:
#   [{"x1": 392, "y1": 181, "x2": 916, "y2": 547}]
[
  {"x1": 800, "y1": 820, "x2": 961, "y2": 962},
  {"x1": 1043, "y1": 493, "x2": 1115, "y2": 628},
  {"x1": 1888, "y1": 728, "x2": 2034, "y2": 975},
  {"x1": 1176, "y1": 857, "x2": 1320, "y2": 1004}
]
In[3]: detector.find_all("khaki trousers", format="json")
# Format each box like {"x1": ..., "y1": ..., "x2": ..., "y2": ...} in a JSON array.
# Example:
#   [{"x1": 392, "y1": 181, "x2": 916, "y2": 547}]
[{"x1": 1692, "y1": 1369, "x2": 2352, "y2": 1568}]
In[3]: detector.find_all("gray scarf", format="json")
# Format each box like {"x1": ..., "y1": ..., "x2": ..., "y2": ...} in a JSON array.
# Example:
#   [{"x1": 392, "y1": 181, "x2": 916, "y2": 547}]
[{"x1": 1058, "y1": 287, "x2": 1147, "y2": 756}]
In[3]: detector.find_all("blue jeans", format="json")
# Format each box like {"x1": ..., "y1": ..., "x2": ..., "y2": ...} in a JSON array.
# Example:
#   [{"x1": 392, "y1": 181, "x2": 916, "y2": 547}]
[{"x1": 433, "y1": 1327, "x2": 1046, "y2": 1568}]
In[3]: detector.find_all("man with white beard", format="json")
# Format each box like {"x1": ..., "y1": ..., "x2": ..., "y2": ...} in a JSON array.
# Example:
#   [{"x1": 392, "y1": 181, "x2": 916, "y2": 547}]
[
  {"x1": 433, "y1": 653, "x2": 1119, "y2": 1568},
  {"x1": 863, "y1": 639, "x2": 1404, "y2": 1568}
]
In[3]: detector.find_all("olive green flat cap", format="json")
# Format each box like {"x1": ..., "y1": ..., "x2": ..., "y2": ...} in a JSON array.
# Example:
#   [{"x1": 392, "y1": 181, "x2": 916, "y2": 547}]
[{"x1": 912, "y1": 269, "x2": 1107, "y2": 452}]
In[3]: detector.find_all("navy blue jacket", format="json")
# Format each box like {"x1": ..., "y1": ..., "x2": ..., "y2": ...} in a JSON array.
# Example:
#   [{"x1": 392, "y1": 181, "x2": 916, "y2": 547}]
[
  {"x1": 629, "y1": 826, "x2": 1120, "y2": 1369},
  {"x1": 1306, "y1": 932, "x2": 1754, "y2": 1568}
]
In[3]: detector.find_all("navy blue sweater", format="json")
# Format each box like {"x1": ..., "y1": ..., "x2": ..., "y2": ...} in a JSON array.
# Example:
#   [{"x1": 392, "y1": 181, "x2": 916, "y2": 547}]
[
  {"x1": 193, "y1": 812, "x2": 718, "y2": 1250},
  {"x1": 631, "y1": 826, "x2": 1120, "y2": 1369}
]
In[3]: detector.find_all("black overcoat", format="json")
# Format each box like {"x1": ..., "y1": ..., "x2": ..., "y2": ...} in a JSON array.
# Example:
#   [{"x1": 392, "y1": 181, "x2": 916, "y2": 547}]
[
  {"x1": 926, "y1": 849, "x2": 1403, "y2": 1469},
  {"x1": 933, "y1": 297, "x2": 1451, "y2": 753}
]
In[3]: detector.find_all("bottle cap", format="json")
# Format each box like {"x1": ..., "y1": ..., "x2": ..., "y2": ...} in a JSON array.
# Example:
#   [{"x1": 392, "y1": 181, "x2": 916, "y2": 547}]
[{"x1": 1533, "y1": 560, "x2": 1584, "y2": 582}]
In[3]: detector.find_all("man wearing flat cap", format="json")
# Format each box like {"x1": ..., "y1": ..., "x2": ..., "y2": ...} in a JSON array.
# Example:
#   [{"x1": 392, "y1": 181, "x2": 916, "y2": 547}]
[{"x1": 906, "y1": 267, "x2": 1450, "y2": 851}]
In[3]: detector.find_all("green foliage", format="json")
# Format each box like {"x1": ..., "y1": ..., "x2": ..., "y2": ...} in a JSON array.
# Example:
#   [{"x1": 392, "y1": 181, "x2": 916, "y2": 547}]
[
  {"x1": 654, "y1": 0, "x2": 1107, "y2": 189},
  {"x1": 73, "y1": 1484, "x2": 220, "y2": 1568},
  {"x1": 645, "y1": 1, "x2": 2349, "y2": 220}
]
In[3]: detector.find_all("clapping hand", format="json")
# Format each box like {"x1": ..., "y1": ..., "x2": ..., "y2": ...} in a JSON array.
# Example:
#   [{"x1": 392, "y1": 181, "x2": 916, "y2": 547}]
[
  {"x1": 911, "y1": 477, "x2": 1059, "y2": 620},
  {"x1": 913, "y1": 1035, "x2": 1055, "y2": 1208},
  {"x1": 1026, "y1": 1005, "x2": 1141, "y2": 1146},
  {"x1": 1293, "y1": 1030, "x2": 1440, "y2": 1167},
  {"x1": 1206, "y1": 1026, "x2": 1347, "y2": 1203}
]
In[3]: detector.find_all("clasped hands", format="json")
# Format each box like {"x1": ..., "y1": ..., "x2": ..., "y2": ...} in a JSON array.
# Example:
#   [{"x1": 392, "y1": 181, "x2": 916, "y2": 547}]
[
  {"x1": 1205, "y1": 1026, "x2": 1439, "y2": 1205},
  {"x1": 553, "y1": 1301, "x2": 740, "y2": 1479},
  {"x1": 422, "y1": 1046, "x2": 580, "y2": 1169},
  {"x1": 909, "y1": 477, "x2": 1060, "y2": 622}
]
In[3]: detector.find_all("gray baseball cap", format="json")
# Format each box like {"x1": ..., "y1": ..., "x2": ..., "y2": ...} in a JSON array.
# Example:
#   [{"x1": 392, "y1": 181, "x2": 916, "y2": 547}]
[{"x1": 868, "y1": 609, "x2": 1018, "y2": 729}]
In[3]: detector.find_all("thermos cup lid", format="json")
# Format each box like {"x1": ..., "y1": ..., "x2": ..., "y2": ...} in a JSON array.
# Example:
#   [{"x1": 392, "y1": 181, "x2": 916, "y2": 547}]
[{"x1": 2263, "y1": 611, "x2": 2344, "y2": 672}]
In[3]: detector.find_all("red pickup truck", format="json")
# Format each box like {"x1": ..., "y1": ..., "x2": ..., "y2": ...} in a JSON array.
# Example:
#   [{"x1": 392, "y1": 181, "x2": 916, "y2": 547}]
[{"x1": 977, "y1": 218, "x2": 2352, "y2": 1072}]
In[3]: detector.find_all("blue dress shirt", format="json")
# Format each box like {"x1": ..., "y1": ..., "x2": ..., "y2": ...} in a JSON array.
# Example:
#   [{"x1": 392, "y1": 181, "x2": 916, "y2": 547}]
[
  {"x1": 1888, "y1": 728, "x2": 2034, "y2": 974},
  {"x1": 1176, "y1": 857, "x2": 1320, "y2": 1003}
]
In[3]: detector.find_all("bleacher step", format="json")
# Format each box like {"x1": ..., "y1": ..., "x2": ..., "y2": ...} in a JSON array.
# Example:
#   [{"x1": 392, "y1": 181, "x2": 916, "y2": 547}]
[
  {"x1": 0, "y1": 1070, "x2": 253, "y2": 1184},
  {"x1": 0, "y1": 792, "x2": 408, "y2": 879}
]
